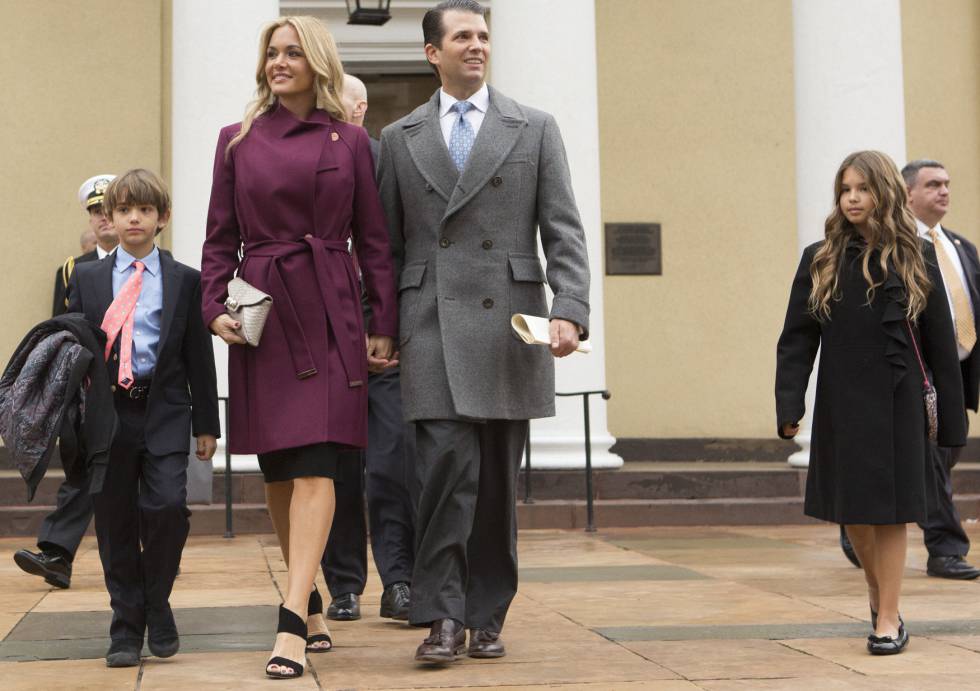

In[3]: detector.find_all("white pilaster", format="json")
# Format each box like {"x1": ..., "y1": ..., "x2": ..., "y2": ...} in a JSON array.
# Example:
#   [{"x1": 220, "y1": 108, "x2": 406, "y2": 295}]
[
  {"x1": 172, "y1": 0, "x2": 278, "y2": 471},
  {"x1": 790, "y1": 0, "x2": 907, "y2": 466},
  {"x1": 489, "y1": 0, "x2": 618, "y2": 469}
]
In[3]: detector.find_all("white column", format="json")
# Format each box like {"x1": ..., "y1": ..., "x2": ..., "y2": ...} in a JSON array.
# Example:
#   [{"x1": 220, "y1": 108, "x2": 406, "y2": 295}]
[
  {"x1": 790, "y1": 0, "x2": 907, "y2": 466},
  {"x1": 172, "y1": 0, "x2": 278, "y2": 470},
  {"x1": 490, "y1": 0, "x2": 618, "y2": 469}
]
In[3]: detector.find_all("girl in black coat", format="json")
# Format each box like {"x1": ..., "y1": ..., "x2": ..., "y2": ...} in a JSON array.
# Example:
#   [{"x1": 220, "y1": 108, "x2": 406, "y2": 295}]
[{"x1": 776, "y1": 150, "x2": 966, "y2": 655}]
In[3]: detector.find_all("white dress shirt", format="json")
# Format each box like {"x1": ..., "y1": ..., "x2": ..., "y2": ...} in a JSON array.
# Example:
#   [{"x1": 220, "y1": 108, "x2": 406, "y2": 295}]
[
  {"x1": 918, "y1": 218, "x2": 975, "y2": 360},
  {"x1": 95, "y1": 245, "x2": 110, "y2": 259},
  {"x1": 439, "y1": 83, "x2": 490, "y2": 148}
]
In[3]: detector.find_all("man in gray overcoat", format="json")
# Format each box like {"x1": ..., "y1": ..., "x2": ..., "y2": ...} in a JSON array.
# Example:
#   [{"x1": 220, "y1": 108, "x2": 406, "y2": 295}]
[{"x1": 377, "y1": 0, "x2": 591, "y2": 664}]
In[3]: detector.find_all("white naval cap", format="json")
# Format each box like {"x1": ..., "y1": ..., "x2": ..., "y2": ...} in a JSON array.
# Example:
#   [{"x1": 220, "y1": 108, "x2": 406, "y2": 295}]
[{"x1": 77, "y1": 174, "x2": 116, "y2": 210}]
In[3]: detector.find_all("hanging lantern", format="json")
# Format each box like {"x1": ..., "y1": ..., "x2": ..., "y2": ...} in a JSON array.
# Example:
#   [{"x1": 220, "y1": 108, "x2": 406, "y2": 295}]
[{"x1": 345, "y1": 0, "x2": 392, "y2": 26}]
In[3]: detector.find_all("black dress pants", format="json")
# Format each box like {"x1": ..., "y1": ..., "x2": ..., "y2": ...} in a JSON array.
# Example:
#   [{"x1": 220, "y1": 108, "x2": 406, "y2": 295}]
[
  {"x1": 321, "y1": 368, "x2": 417, "y2": 593},
  {"x1": 919, "y1": 440, "x2": 970, "y2": 557},
  {"x1": 37, "y1": 470, "x2": 93, "y2": 561},
  {"x1": 365, "y1": 368, "x2": 416, "y2": 587},
  {"x1": 93, "y1": 397, "x2": 189, "y2": 643},
  {"x1": 409, "y1": 418, "x2": 527, "y2": 633}
]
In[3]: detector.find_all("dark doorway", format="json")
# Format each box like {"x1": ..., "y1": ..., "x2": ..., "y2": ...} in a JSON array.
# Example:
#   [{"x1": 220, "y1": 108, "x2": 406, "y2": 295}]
[{"x1": 354, "y1": 72, "x2": 441, "y2": 139}]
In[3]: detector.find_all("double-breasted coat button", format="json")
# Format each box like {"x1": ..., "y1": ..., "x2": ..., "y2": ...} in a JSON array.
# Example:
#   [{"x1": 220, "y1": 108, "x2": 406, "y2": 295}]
[
  {"x1": 439, "y1": 237, "x2": 451, "y2": 248},
  {"x1": 112, "y1": 353, "x2": 118, "y2": 361},
  {"x1": 110, "y1": 384, "x2": 117, "y2": 393},
  {"x1": 491, "y1": 176, "x2": 503, "y2": 187},
  {"x1": 482, "y1": 298, "x2": 494, "y2": 309},
  {"x1": 482, "y1": 240, "x2": 493, "y2": 250}
]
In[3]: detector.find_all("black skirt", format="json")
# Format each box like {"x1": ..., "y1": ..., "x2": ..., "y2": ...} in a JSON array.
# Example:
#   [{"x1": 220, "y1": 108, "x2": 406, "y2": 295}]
[{"x1": 257, "y1": 442, "x2": 344, "y2": 483}]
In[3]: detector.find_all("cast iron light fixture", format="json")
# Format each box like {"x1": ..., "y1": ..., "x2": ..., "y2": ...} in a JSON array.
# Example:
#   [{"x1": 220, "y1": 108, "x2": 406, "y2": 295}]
[{"x1": 346, "y1": 0, "x2": 392, "y2": 25}]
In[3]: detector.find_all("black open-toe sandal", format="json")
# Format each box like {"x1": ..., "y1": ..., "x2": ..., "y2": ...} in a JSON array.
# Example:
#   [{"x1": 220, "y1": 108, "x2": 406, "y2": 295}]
[
  {"x1": 306, "y1": 587, "x2": 333, "y2": 653},
  {"x1": 266, "y1": 605, "x2": 307, "y2": 679}
]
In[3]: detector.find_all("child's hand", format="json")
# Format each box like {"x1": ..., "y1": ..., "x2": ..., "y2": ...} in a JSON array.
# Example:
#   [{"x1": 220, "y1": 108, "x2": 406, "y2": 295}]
[
  {"x1": 781, "y1": 423, "x2": 800, "y2": 438},
  {"x1": 196, "y1": 434, "x2": 218, "y2": 461}
]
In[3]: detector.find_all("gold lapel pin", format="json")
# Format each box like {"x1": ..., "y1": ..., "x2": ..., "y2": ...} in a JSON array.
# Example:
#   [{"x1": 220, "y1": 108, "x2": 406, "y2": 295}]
[{"x1": 331, "y1": 132, "x2": 339, "y2": 142}]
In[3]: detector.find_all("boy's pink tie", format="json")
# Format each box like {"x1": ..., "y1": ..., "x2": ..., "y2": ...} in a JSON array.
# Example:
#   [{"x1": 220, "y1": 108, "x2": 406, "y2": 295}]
[{"x1": 100, "y1": 260, "x2": 145, "y2": 389}]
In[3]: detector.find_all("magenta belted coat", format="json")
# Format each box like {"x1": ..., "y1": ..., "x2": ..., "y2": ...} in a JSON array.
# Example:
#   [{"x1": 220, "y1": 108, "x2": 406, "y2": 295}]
[{"x1": 201, "y1": 104, "x2": 397, "y2": 455}]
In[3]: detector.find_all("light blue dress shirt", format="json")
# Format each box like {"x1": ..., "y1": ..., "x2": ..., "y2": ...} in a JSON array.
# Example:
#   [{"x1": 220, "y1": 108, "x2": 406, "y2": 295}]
[{"x1": 112, "y1": 246, "x2": 162, "y2": 379}]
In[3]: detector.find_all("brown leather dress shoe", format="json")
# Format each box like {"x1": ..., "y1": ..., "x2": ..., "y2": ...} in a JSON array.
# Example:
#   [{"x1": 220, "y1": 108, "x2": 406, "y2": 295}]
[
  {"x1": 415, "y1": 618, "x2": 466, "y2": 664},
  {"x1": 468, "y1": 628, "x2": 505, "y2": 658}
]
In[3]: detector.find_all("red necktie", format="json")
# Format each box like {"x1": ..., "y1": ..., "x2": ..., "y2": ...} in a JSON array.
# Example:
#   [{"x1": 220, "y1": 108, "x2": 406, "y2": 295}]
[{"x1": 100, "y1": 261, "x2": 145, "y2": 389}]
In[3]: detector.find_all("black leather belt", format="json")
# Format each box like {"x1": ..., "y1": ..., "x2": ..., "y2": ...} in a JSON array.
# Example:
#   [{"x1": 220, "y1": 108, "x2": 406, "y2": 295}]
[{"x1": 116, "y1": 380, "x2": 152, "y2": 401}]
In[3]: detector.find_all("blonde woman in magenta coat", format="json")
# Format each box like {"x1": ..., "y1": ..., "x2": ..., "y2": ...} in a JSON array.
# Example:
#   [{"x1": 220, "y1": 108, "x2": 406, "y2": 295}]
[{"x1": 201, "y1": 16, "x2": 397, "y2": 679}]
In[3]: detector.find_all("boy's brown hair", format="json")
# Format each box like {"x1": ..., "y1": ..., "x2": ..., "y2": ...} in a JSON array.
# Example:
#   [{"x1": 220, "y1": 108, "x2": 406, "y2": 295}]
[{"x1": 103, "y1": 169, "x2": 171, "y2": 234}]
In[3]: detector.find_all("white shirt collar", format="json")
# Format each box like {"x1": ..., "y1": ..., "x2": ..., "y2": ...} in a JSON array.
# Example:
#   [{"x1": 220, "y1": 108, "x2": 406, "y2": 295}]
[
  {"x1": 916, "y1": 218, "x2": 943, "y2": 239},
  {"x1": 439, "y1": 83, "x2": 490, "y2": 118},
  {"x1": 96, "y1": 245, "x2": 110, "y2": 260}
]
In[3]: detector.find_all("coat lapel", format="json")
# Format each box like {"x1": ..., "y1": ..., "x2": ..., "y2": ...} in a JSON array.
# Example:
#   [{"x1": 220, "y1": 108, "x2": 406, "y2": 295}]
[
  {"x1": 403, "y1": 91, "x2": 458, "y2": 203},
  {"x1": 443, "y1": 86, "x2": 526, "y2": 222},
  {"x1": 94, "y1": 253, "x2": 115, "y2": 319},
  {"x1": 156, "y1": 251, "x2": 179, "y2": 359}
]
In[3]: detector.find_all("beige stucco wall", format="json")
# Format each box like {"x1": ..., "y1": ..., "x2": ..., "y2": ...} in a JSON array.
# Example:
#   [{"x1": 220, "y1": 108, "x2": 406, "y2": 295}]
[
  {"x1": 0, "y1": 0, "x2": 164, "y2": 365},
  {"x1": 902, "y1": 1, "x2": 980, "y2": 249},
  {"x1": 596, "y1": 0, "x2": 798, "y2": 438}
]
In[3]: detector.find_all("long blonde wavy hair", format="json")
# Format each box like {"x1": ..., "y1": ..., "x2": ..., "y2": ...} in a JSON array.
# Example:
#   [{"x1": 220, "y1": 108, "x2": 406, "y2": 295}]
[
  {"x1": 227, "y1": 16, "x2": 347, "y2": 153},
  {"x1": 808, "y1": 150, "x2": 930, "y2": 321}
]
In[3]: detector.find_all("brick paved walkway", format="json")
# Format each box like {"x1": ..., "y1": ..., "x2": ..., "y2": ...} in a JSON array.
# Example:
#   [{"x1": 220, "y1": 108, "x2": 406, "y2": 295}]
[{"x1": 2, "y1": 525, "x2": 980, "y2": 689}]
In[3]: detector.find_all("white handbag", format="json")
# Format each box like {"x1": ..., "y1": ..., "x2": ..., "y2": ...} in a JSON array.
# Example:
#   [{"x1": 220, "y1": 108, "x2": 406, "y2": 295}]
[{"x1": 224, "y1": 277, "x2": 272, "y2": 347}]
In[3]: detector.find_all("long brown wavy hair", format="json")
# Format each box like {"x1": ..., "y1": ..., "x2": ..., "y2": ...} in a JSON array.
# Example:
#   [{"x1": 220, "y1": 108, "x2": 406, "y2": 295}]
[
  {"x1": 227, "y1": 16, "x2": 347, "y2": 154},
  {"x1": 808, "y1": 150, "x2": 930, "y2": 321}
]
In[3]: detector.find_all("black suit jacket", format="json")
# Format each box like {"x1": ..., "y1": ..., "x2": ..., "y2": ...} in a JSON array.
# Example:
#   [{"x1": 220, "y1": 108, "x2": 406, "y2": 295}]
[
  {"x1": 52, "y1": 249, "x2": 99, "y2": 317},
  {"x1": 941, "y1": 226, "x2": 980, "y2": 412},
  {"x1": 67, "y1": 251, "x2": 221, "y2": 456}
]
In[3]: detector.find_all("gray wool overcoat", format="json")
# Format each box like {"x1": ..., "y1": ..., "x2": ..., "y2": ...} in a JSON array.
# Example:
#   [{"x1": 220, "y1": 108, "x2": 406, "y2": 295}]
[{"x1": 377, "y1": 87, "x2": 591, "y2": 421}]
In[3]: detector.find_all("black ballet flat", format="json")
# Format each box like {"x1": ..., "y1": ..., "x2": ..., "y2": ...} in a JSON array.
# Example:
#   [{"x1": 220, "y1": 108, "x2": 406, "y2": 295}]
[
  {"x1": 867, "y1": 620, "x2": 909, "y2": 655},
  {"x1": 306, "y1": 587, "x2": 333, "y2": 653},
  {"x1": 266, "y1": 604, "x2": 307, "y2": 679}
]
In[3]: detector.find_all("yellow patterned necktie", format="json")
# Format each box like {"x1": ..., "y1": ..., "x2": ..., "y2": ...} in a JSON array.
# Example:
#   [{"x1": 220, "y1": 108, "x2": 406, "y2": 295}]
[{"x1": 929, "y1": 228, "x2": 977, "y2": 353}]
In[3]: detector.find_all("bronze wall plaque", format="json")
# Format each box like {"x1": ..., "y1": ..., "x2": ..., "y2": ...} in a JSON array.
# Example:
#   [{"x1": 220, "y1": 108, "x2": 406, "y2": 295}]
[{"x1": 605, "y1": 223, "x2": 661, "y2": 275}]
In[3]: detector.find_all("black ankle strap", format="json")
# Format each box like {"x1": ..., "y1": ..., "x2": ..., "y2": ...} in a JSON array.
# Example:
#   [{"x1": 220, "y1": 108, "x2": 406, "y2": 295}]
[
  {"x1": 308, "y1": 587, "x2": 323, "y2": 616},
  {"x1": 278, "y1": 604, "x2": 307, "y2": 638}
]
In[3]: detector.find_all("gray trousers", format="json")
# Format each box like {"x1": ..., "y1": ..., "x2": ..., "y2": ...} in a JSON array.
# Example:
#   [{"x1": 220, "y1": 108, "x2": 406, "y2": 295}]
[{"x1": 409, "y1": 418, "x2": 527, "y2": 633}]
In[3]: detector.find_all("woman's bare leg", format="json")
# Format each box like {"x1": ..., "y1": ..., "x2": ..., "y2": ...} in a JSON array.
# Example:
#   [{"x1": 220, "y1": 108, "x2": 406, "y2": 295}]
[
  {"x1": 845, "y1": 524, "x2": 879, "y2": 614},
  {"x1": 267, "y1": 476, "x2": 336, "y2": 674},
  {"x1": 871, "y1": 524, "x2": 907, "y2": 638}
]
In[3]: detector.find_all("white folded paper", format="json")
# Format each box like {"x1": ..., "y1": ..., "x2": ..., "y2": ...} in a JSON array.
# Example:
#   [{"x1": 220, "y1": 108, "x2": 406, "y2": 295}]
[{"x1": 510, "y1": 313, "x2": 592, "y2": 354}]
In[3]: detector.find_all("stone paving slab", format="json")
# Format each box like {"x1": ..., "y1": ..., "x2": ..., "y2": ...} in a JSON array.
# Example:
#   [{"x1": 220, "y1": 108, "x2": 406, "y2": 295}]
[{"x1": 3, "y1": 526, "x2": 980, "y2": 688}]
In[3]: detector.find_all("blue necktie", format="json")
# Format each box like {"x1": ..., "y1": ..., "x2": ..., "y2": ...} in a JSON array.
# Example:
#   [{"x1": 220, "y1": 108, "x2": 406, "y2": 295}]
[{"x1": 448, "y1": 101, "x2": 476, "y2": 171}]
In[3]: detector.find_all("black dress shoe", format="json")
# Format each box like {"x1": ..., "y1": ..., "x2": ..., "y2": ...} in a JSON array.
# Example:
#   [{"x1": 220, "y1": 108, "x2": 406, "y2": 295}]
[
  {"x1": 467, "y1": 628, "x2": 505, "y2": 658},
  {"x1": 380, "y1": 582, "x2": 411, "y2": 620},
  {"x1": 146, "y1": 603, "x2": 179, "y2": 658},
  {"x1": 867, "y1": 622, "x2": 910, "y2": 655},
  {"x1": 927, "y1": 555, "x2": 980, "y2": 580},
  {"x1": 327, "y1": 593, "x2": 361, "y2": 621},
  {"x1": 13, "y1": 549, "x2": 72, "y2": 589},
  {"x1": 839, "y1": 526, "x2": 861, "y2": 568},
  {"x1": 415, "y1": 618, "x2": 466, "y2": 664},
  {"x1": 105, "y1": 639, "x2": 142, "y2": 667}
]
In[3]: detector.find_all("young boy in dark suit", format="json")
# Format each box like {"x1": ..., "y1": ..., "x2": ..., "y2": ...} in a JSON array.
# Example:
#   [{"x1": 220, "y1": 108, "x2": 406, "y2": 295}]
[{"x1": 67, "y1": 168, "x2": 220, "y2": 667}]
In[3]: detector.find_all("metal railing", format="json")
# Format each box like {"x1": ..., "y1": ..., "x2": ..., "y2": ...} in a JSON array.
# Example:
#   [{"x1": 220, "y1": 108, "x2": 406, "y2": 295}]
[
  {"x1": 219, "y1": 389, "x2": 611, "y2": 537},
  {"x1": 523, "y1": 389, "x2": 612, "y2": 533}
]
